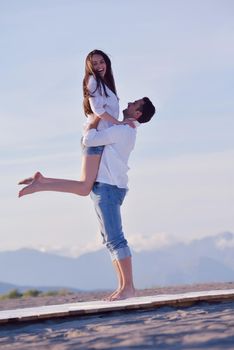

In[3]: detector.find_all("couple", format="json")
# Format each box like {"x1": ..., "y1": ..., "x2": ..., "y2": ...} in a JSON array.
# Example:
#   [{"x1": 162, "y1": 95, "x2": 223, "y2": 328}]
[{"x1": 18, "y1": 50, "x2": 156, "y2": 301}]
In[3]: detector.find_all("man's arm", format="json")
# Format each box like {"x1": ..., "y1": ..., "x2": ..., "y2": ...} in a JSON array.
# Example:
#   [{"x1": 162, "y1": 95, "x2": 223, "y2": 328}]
[{"x1": 83, "y1": 124, "x2": 127, "y2": 147}]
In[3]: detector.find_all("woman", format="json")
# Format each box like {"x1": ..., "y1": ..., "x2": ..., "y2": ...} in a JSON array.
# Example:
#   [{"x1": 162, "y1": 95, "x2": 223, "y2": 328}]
[{"x1": 18, "y1": 50, "x2": 132, "y2": 197}]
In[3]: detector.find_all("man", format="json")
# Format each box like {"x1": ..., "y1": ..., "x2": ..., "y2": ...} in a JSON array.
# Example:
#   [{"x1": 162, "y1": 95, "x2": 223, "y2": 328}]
[
  {"x1": 18, "y1": 97, "x2": 155, "y2": 300},
  {"x1": 83, "y1": 97, "x2": 156, "y2": 300}
]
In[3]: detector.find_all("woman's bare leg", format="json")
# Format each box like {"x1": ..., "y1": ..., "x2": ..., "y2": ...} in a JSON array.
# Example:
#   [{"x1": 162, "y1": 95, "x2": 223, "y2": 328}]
[{"x1": 18, "y1": 154, "x2": 101, "y2": 198}]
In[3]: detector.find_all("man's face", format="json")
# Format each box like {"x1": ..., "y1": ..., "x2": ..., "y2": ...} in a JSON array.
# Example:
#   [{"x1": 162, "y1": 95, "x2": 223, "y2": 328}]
[{"x1": 123, "y1": 99, "x2": 144, "y2": 119}]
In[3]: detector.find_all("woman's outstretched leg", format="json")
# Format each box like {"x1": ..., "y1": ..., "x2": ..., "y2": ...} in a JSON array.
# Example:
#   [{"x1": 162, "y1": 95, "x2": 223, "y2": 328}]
[{"x1": 18, "y1": 154, "x2": 101, "y2": 198}]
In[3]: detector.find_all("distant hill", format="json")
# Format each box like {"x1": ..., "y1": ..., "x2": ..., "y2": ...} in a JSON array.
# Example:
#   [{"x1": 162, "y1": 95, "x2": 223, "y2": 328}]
[
  {"x1": 0, "y1": 232, "x2": 234, "y2": 291},
  {"x1": 0, "y1": 281, "x2": 19, "y2": 294},
  {"x1": 0, "y1": 248, "x2": 114, "y2": 292},
  {"x1": 0, "y1": 281, "x2": 79, "y2": 294}
]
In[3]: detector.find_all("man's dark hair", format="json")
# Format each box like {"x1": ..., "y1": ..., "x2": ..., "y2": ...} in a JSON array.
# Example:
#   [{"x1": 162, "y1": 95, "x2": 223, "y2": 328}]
[{"x1": 137, "y1": 97, "x2": 156, "y2": 124}]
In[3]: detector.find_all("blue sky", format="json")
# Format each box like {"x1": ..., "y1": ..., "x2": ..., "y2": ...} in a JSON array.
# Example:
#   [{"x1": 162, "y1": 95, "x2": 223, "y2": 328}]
[{"x1": 1, "y1": 0, "x2": 234, "y2": 256}]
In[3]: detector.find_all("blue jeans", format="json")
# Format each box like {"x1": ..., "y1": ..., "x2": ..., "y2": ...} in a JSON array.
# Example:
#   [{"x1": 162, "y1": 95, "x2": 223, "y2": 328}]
[{"x1": 90, "y1": 182, "x2": 131, "y2": 261}]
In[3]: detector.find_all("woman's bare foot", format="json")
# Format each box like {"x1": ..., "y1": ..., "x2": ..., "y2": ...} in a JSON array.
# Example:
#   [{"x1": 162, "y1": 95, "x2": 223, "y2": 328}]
[
  {"x1": 18, "y1": 172, "x2": 44, "y2": 197},
  {"x1": 18, "y1": 171, "x2": 45, "y2": 185},
  {"x1": 110, "y1": 287, "x2": 136, "y2": 301}
]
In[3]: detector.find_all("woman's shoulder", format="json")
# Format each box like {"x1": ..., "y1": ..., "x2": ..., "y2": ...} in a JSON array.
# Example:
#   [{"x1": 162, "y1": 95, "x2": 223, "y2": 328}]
[
  {"x1": 87, "y1": 75, "x2": 97, "y2": 90},
  {"x1": 87, "y1": 75, "x2": 106, "y2": 96}
]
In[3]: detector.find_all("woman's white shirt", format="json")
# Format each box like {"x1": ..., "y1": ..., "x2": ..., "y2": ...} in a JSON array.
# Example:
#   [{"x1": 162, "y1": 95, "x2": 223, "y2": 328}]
[{"x1": 86, "y1": 75, "x2": 119, "y2": 131}]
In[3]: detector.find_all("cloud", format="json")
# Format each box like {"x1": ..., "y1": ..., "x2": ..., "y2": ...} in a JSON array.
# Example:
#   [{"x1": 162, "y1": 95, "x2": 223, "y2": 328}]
[
  {"x1": 215, "y1": 232, "x2": 234, "y2": 250},
  {"x1": 4, "y1": 232, "x2": 173, "y2": 258},
  {"x1": 128, "y1": 232, "x2": 173, "y2": 252},
  {"x1": 35, "y1": 239, "x2": 101, "y2": 258}
]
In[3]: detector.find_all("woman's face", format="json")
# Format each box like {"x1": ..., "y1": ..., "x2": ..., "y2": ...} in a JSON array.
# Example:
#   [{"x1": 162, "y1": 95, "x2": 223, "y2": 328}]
[{"x1": 91, "y1": 54, "x2": 107, "y2": 78}]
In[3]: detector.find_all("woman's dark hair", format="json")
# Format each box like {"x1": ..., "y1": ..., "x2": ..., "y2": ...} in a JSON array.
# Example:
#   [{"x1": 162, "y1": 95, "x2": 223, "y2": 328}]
[
  {"x1": 83, "y1": 50, "x2": 117, "y2": 116},
  {"x1": 137, "y1": 97, "x2": 156, "y2": 124}
]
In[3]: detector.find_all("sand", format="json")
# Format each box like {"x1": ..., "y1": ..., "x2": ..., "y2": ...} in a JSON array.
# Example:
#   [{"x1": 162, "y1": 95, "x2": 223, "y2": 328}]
[{"x1": 0, "y1": 282, "x2": 234, "y2": 349}]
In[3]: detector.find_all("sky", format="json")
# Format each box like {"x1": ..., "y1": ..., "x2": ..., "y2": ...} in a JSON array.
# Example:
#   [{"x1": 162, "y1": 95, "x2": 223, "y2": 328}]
[{"x1": 1, "y1": 0, "x2": 234, "y2": 257}]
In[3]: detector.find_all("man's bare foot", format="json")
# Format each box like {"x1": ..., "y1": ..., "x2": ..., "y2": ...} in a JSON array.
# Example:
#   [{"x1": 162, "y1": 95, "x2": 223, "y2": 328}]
[
  {"x1": 18, "y1": 172, "x2": 44, "y2": 197},
  {"x1": 110, "y1": 287, "x2": 136, "y2": 301},
  {"x1": 104, "y1": 289, "x2": 121, "y2": 301}
]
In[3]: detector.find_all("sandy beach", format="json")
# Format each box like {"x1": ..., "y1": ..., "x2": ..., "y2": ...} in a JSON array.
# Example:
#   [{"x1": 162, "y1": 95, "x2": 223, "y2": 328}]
[{"x1": 0, "y1": 282, "x2": 234, "y2": 349}]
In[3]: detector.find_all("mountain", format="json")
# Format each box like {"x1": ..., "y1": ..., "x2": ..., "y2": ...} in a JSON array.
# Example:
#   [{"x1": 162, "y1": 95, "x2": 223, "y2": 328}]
[
  {"x1": 0, "y1": 232, "x2": 234, "y2": 291},
  {"x1": 0, "y1": 248, "x2": 114, "y2": 291}
]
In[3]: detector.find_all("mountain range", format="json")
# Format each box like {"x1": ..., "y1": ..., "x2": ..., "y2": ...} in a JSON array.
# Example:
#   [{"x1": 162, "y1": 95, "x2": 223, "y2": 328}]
[{"x1": 0, "y1": 232, "x2": 234, "y2": 293}]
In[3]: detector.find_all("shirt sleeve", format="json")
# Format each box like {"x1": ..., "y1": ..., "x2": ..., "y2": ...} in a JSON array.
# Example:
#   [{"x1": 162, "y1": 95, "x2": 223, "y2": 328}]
[
  {"x1": 88, "y1": 76, "x2": 106, "y2": 116},
  {"x1": 83, "y1": 125, "x2": 127, "y2": 147}
]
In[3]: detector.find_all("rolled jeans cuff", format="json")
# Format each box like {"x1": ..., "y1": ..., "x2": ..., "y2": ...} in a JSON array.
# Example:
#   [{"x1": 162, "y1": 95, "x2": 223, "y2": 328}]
[{"x1": 109, "y1": 246, "x2": 132, "y2": 261}]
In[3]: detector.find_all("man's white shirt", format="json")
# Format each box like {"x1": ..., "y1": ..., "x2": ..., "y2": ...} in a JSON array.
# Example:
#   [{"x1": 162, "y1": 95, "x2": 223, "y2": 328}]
[{"x1": 83, "y1": 121, "x2": 139, "y2": 189}]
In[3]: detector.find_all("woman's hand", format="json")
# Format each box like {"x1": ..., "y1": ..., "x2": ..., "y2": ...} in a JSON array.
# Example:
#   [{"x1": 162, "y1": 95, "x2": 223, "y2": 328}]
[{"x1": 119, "y1": 118, "x2": 136, "y2": 128}]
